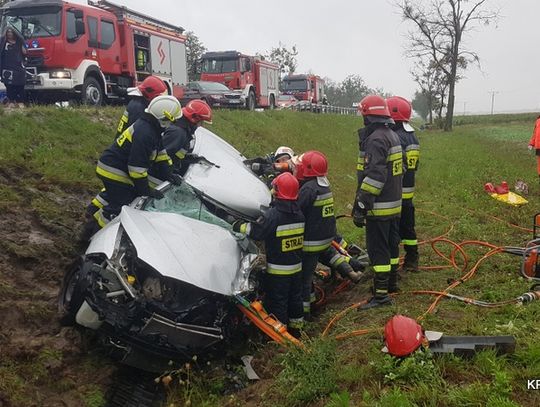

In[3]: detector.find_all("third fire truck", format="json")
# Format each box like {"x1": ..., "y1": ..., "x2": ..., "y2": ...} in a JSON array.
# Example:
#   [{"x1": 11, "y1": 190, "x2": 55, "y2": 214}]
[{"x1": 200, "y1": 50, "x2": 279, "y2": 110}]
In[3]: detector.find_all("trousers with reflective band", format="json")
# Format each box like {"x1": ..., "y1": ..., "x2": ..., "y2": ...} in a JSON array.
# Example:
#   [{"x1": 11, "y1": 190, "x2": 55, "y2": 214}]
[
  {"x1": 366, "y1": 218, "x2": 400, "y2": 279},
  {"x1": 399, "y1": 204, "x2": 417, "y2": 245}
]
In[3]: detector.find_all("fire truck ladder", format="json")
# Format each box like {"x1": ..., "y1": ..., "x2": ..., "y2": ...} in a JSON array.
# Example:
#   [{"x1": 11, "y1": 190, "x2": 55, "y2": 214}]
[{"x1": 88, "y1": 0, "x2": 185, "y2": 34}]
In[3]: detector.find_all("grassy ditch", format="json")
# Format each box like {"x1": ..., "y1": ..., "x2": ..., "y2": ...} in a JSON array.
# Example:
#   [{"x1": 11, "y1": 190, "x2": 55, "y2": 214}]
[{"x1": 0, "y1": 107, "x2": 539, "y2": 406}]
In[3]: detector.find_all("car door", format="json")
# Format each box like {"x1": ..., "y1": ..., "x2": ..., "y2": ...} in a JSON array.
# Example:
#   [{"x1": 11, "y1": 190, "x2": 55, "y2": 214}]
[
  {"x1": 96, "y1": 18, "x2": 121, "y2": 74},
  {"x1": 181, "y1": 82, "x2": 201, "y2": 104}
]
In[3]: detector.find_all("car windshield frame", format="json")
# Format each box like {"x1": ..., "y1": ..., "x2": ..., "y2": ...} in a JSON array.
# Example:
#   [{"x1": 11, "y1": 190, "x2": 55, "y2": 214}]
[
  {"x1": 201, "y1": 58, "x2": 238, "y2": 74},
  {"x1": 141, "y1": 182, "x2": 232, "y2": 231},
  {"x1": 282, "y1": 79, "x2": 309, "y2": 91},
  {"x1": 197, "y1": 82, "x2": 231, "y2": 92},
  {"x1": 2, "y1": 7, "x2": 62, "y2": 38}
]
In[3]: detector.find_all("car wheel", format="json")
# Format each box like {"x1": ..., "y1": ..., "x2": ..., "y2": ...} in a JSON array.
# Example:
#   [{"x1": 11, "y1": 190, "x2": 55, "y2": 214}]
[
  {"x1": 247, "y1": 90, "x2": 256, "y2": 110},
  {"x1": 58, "y1": 257, "x2": 88, "y2": 326},
  {"x1": 82, "y1": 76, "x2": 104, "y2": 106}
]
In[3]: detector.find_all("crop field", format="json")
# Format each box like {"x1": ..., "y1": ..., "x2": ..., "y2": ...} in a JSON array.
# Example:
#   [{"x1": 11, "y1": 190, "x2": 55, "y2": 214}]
[{"x1": 0, "y1": 107, "x2": 539, "y2": 406}]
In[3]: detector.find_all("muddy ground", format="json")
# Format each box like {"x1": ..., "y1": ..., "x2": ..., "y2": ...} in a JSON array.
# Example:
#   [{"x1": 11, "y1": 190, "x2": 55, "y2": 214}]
[{"x1": 0, "y1": 167, "x2": 117, "y2": 407}]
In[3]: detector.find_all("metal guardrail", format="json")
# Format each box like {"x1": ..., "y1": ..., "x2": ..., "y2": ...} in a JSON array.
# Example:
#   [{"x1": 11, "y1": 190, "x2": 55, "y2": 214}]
[{"x1": 288, "y1": 103, "x2": 357, "y2": 115}]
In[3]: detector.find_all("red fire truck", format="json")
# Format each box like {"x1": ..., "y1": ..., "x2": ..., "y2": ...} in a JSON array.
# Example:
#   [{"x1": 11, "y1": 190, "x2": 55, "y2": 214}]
[
  {"x1": 0, "y1": 0, "x2": 187, "y2": 105},
  {"x1": 200, "y1": 51, "x2": 279, "y2": 110},
  {"x1": 281, "y1": 74, "x2": 326, "y2": 105}
]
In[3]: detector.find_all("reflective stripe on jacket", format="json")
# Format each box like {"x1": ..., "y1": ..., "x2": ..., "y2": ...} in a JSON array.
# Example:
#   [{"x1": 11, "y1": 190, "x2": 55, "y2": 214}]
[
  {"x1": 116, "y1": 97, "x2": 148, "y2": 138},
  {"x1": 298, "y1": 178, "x2": 337, "y2": 252},
  {"x1": 98, "y1": 113, "x2": 171, "y2": 196},
  {"x1": 393, "y1": 123, "x2": 420, "y2": 201},
  {"x1": 240, "y1": 200, "x2": 305, "y2": 275},
  {"x1": 357, "y1": 124, "x2": 403, "y2": 220}
]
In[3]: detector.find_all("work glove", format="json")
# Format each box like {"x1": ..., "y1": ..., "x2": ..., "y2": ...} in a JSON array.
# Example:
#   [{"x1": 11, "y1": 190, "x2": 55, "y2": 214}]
[
  {"x1": 528, "y1": 144, "x2": 534, "y2": 151},
  {"x1": 232, "y1": 219, "x2": 246, "y2": 233},
  {"x1": 168, "y1": 173, "x2": 183, "y2": 186},
  {"x1": 352, "y1": 201, "x2": 367, "y2": 228},
  {"x1": 147, "y1": 189, "x2": 164, "y2": 200}
]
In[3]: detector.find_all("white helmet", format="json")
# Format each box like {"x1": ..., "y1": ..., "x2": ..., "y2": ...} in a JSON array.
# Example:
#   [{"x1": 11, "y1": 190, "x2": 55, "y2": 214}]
[
  {"x1": 274, "y1": 146, "x2": 295, "y2": 161},
  {"x1": 145, "y1": 95, "x2": 182, "y2": 128}
]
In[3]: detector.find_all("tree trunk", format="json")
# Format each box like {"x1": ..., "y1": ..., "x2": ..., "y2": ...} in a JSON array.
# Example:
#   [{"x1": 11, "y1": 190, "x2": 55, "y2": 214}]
[
  {"x1": 444, "y1": 41, "x2": 460, "y2": 132},
  {"x1": 428, "y1": 93, "x2": 433, "y2": 124}
]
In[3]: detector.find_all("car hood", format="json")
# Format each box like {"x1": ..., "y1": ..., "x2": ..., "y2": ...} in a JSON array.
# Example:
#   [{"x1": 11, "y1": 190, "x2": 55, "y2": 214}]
[
  {"x1": 87, "y1": 206, "x2": 247, "y2": 296},
  {"x1": 184, "y1": 127, "x2": 271, "y2": 220}
]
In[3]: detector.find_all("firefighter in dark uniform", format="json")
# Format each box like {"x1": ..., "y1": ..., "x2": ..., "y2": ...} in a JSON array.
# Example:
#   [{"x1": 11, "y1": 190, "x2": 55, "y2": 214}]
[
  {"x1": 387, "y1": 96, "x2": 420, "y2": 272},
  {"x1": 86, "y1": 76, "x2": 169, "y2": 221},
  {"x1": 233, "y1": 172, "x2": 305, "y2": 337},
  {"x1": 295, "y1": 151, "x2": 337, "y2": 318},
  {"x1": 353, "y1": 95, "x2": 403, "y2": 309},
  {"x1": 90, "y1": 95, "x2": 183, "y2": 230},
  {"x1": 160, "y1": 99, "x2": 213, "y2": 174},
  {"x1": 248, "y1": 147, "x2": 364, "y2": 282},
  {"x1": 115, "y1": 75, "x2": 168, "y2": 138}
]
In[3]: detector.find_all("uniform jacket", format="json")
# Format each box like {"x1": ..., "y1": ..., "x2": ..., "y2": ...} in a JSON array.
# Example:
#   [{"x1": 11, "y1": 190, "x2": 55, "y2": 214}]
[
  {"x1": 529, "y1": 117, "x2": 540, "y2": 154},
  {"x1": 0, "y1": 36, "x2": 26, "y2": 86},
  {"x1": 162, "y1": 117, "x2": 197, "y2": 167},
  {"x1": 357, "y1": 123, "x2": 403, "y2": 219},
  {"x1": 298, "y1": 177, "x2": 336, "y2": 252},
  {"x1": 240, "y1": 200, "x2": 305, "y2": 275},
  {"x1": 97, "y1": 113, "x2": 171, "y2": 195},
  {"x1": 116, "y1": 97, "x2": 148, "y2": 138},
  {"x1": 393, "y1": 122, "x2": 420, "y2": 204}
]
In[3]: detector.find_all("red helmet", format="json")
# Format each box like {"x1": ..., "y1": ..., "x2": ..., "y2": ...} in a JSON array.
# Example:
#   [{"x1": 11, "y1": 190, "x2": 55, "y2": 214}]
[
  {"x1": 272, "y1": 172, "x2": 299, "y2": 200},
  {"x1": 384, "y1": 315, "x2": 424, "y2": 357},
  {"x1": 386, "y1": 96, "x2": 412, "y2": 122},
  {"x1": 182, "y1": 100, "x2": 213, "y2": 124},
  {"x1": 359, "y1": 94, "x2": 390, "y2": 117},
  {"x1": 301, "y1": 150, "x2": 328, "y2": 178},
  {"x1": 138, "y1": 76, "x2": 168, "y2": 101}
]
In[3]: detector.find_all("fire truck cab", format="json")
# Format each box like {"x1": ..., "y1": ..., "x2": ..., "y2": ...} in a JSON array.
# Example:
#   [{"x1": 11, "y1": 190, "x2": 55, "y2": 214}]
[
  {"x1": 0, "y1": 0, "x2": 187, "y2": 105},
  {"x1": 281, "y1": 74, "x2": 326, "y2": 105},
  {"x1": 200, "y1": 50, "x2": 279, "y2": 110}
]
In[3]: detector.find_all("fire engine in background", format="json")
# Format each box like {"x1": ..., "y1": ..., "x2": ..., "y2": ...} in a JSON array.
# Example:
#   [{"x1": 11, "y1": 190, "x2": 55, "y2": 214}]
[
  {"x1": 200, "y1": 50, "x2": 279, "y2": 110},
  {"x1": 0, "y1": 0, "x2": 187, "y2": 105},
  {"x1": 281, "y1": 74, "x2": 326, "y2": 105}
]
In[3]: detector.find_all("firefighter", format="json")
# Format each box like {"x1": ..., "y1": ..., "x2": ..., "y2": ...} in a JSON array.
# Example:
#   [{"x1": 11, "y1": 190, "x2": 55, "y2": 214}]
[
  {"x1": 233, "y1": 172, "x2": 305, "y2": 337},
  {"x1": 295, "y1": 150, "x2": 338, "y2": 318},
  {"x1": 247, "y1": 146, "x2": 296, "y2": 186},
  {"x1": 161, "y1": 99, "x2": 213, "y2": 172},
  {"x1": 116, "y1": 75, "x2": 168, "y2": 138},
  {"x1": 274, "y1": 146, "x2": 295, "y2": 164},
  {"x1": 353, "y1": 95, "x2": 403, "y2": 309},
  {"x1": 387, "y1": 96, "x2": 420, "y2": 272},
  {"x1": 91, "y1": 95, "x2": 183, "y2": 230},
  {"x1": 528, "y1": 115, "x2": 540, "y2": 185}
]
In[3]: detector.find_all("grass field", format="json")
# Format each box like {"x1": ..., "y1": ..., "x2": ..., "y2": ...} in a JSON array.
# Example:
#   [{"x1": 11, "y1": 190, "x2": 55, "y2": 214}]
[{"x1": 0, "y1": 106, "x2": 539, "y2": 406}]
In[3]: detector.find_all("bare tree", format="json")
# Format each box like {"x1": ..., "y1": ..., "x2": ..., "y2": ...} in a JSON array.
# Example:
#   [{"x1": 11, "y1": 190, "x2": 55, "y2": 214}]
[{"x1": 398, "y1": 0, "x2": 498, "y2": 131}]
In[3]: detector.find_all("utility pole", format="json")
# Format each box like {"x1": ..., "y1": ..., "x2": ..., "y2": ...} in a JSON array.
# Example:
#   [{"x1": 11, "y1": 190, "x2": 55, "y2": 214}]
[
  {"x1": 489, "y1": 90, "x2": 499, "y2": 115},
  {"x1": 463, "y1": 101, "x2": 467, "y2": 116}
]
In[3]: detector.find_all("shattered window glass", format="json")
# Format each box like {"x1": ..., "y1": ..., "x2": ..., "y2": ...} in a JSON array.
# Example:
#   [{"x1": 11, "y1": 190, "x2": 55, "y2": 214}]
[{"x1": 143, "y1": 183, "x2": 231, "y2": 230}]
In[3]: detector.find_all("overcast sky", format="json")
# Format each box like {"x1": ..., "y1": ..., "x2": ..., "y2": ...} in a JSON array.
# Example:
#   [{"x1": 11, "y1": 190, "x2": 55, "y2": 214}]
[{"x1": 74, "y1": 0, "x2": 539, "y2": 113}]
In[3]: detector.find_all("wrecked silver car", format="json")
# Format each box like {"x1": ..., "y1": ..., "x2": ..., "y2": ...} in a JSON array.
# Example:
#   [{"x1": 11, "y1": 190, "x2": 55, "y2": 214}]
[{"x1": 59, "y1": 128, "x2": 271, "y2": 372}]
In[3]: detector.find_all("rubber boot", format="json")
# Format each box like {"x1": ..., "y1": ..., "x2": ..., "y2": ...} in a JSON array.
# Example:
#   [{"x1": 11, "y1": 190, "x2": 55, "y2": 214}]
[
  {"x1": 403, "y1": 246, "x2": 419, "y2": 272},
  {"x1": 388, "y1": 269, "x2": 399, "y2": 293},
  {"x1": 360, "y1": 273, "x2": 393, "y2": 309},
  {"x1": 335, "y1": 261, "x2": 364, "y2": 283},
  {"x1": 288, "y1": 327, "x2": 302, "y2": 339}
]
